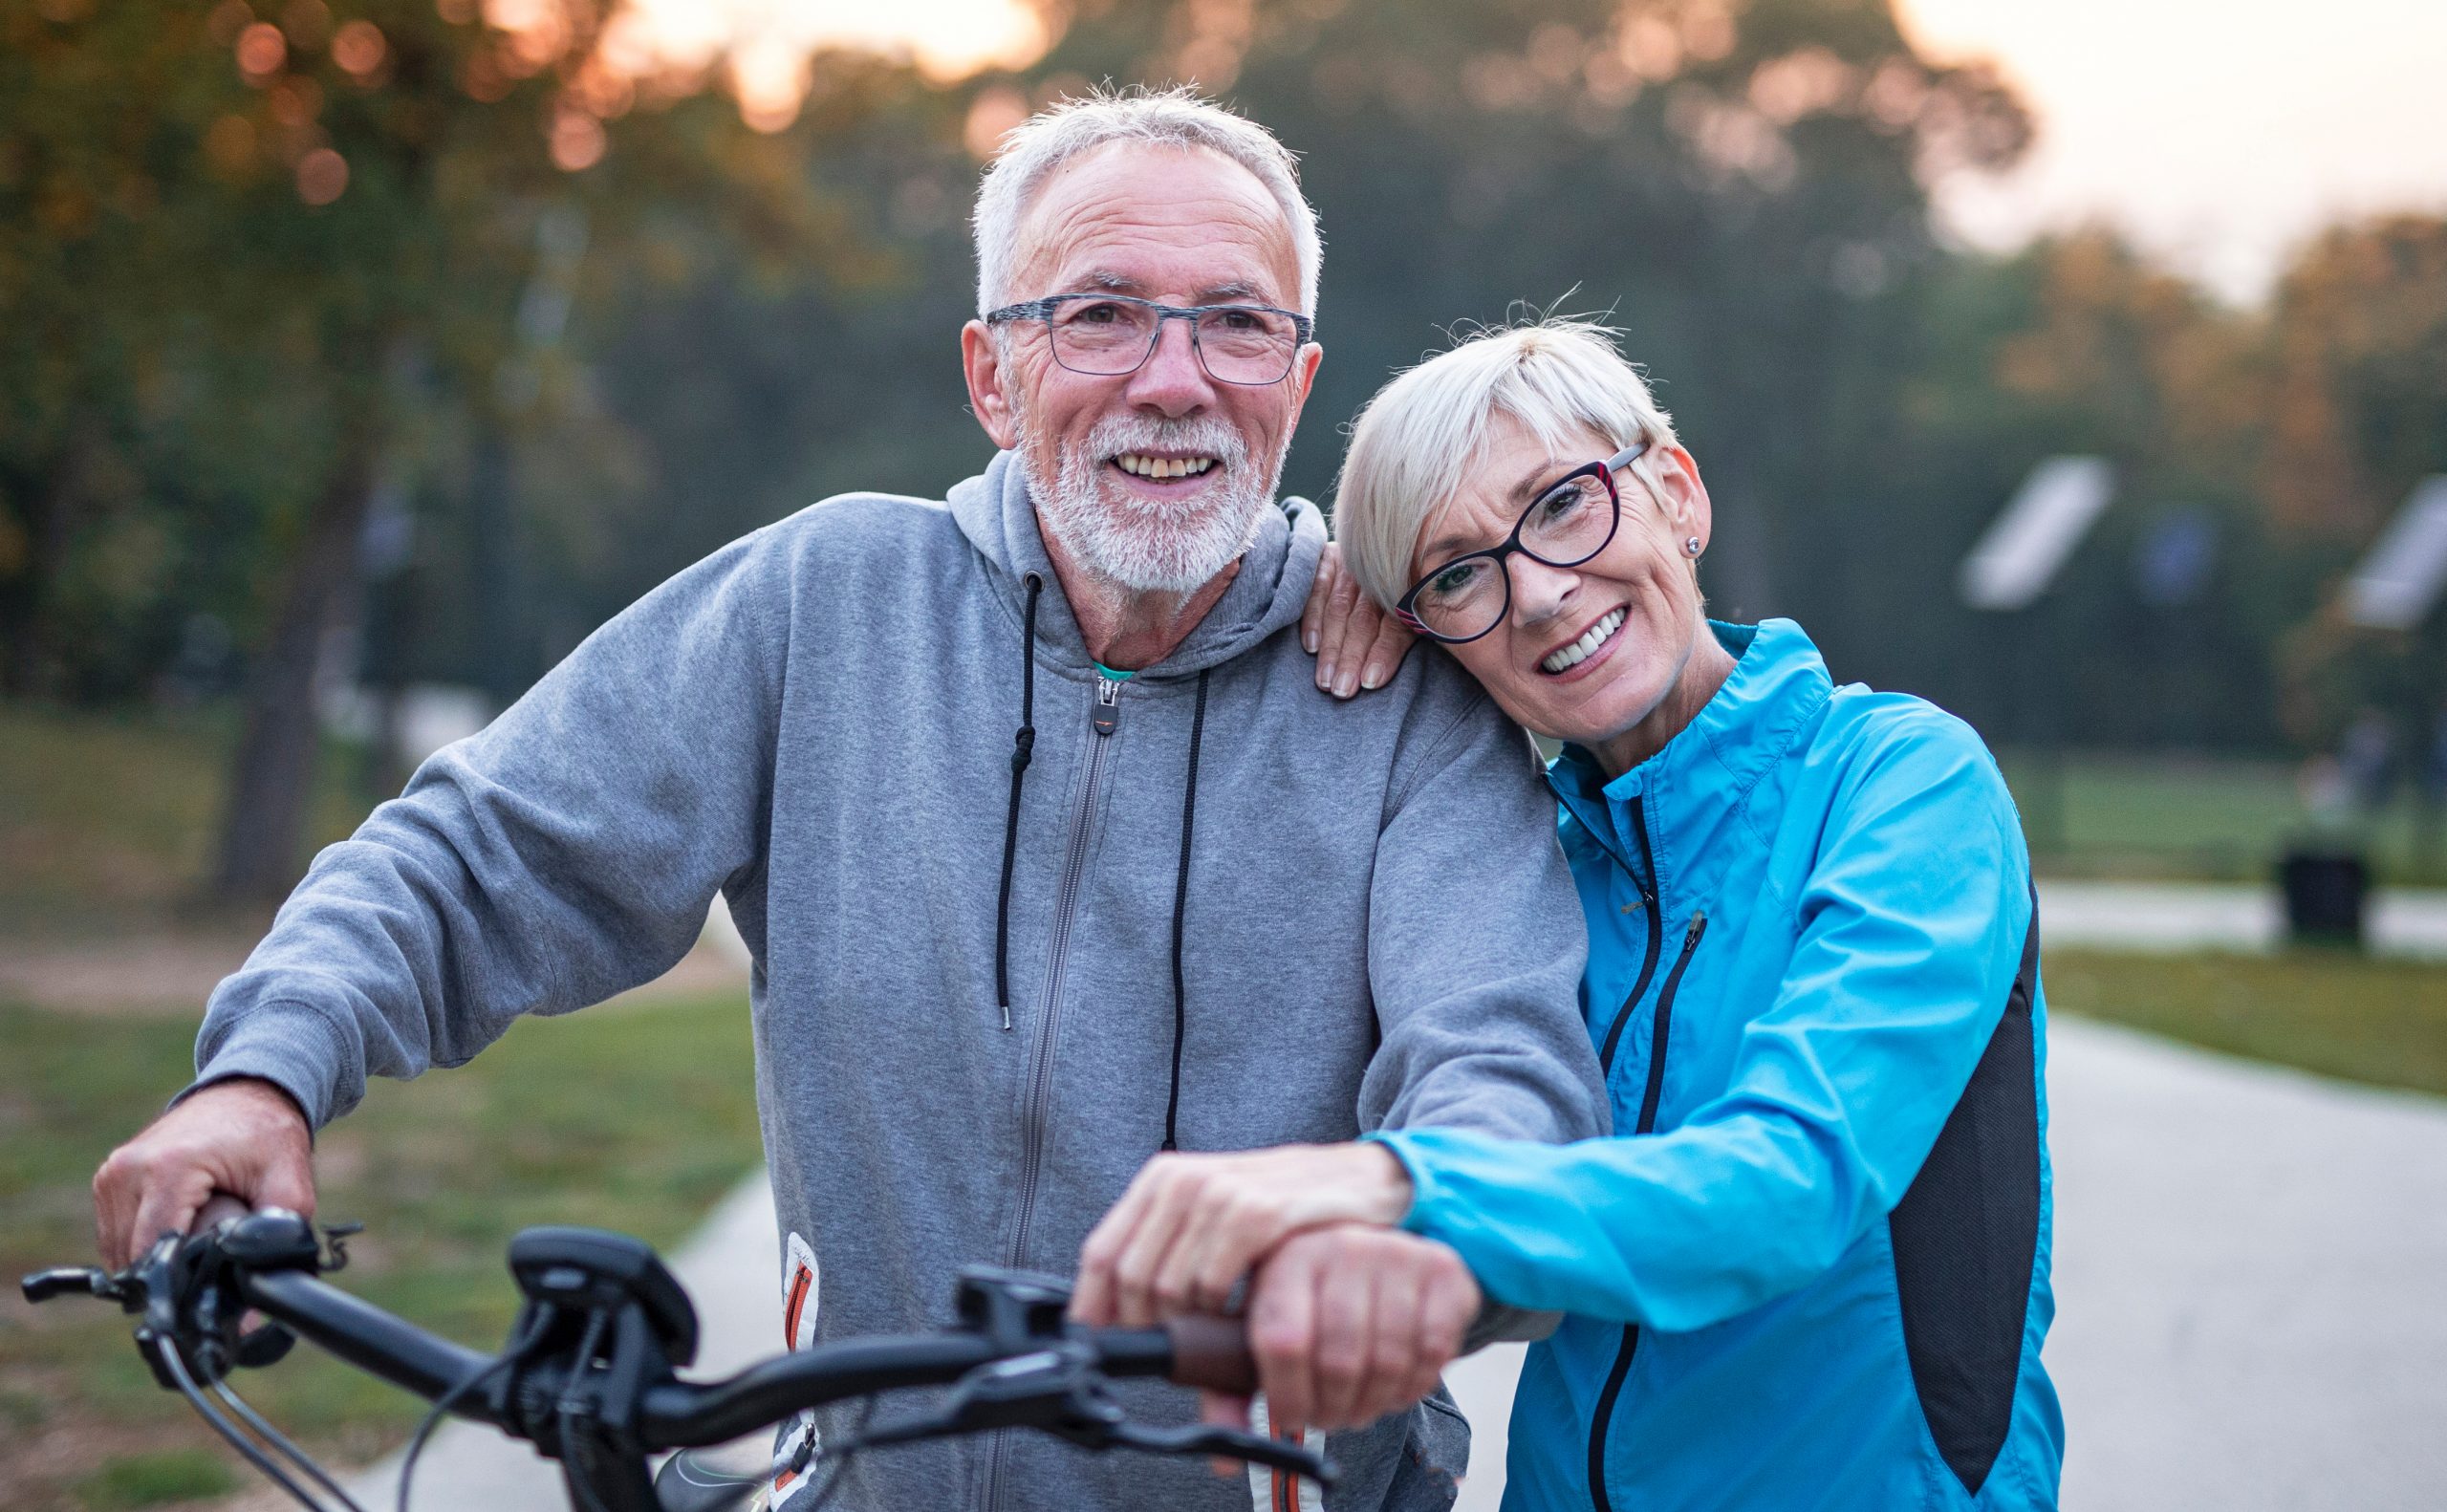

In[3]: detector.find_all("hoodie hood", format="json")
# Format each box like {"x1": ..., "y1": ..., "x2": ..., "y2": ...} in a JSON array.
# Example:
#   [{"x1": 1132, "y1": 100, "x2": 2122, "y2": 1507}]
[{"x1": 947, "y1": 448, "x2": 1326, "y2": 678}]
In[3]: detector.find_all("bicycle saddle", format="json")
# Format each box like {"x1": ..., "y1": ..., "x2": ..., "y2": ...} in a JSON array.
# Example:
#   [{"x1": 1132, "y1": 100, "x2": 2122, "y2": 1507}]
[{"x1": 653, "y1": 1440, "x2": 768, "y2": 1512}]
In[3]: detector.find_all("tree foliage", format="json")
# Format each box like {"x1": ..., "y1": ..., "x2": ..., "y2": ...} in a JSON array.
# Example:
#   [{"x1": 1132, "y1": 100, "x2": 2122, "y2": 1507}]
[{"x1": 5, "y1": 0, "x2": 2444, "y2": 897}]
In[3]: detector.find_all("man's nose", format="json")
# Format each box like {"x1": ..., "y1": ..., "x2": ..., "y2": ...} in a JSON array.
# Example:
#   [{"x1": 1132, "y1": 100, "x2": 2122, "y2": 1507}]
[
  {"x1": 1124, "y1": 315, "x2": 1217, "y2": 417},
  {"x1": 1507, "y1": 553, "x2": 1581, "y2": 626}
]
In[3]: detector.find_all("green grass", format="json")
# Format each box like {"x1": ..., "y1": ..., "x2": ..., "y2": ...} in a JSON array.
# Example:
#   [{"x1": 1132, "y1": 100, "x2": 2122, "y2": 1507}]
[
  {"x1": 69, "y1": 1452, "x2": 235, "y2": 1512},
  {"x1": 2003, "y1": 749, "x2": 2447, "y2": 884},
  {"x1": 0, "y1": 992, "x2": 760, "y2": 1512},
  {"x1": 2046, "y1": 948, "x2": 2447, "y2": 1098},
  {"x1": 0, "y1": 702, "x2": 379, "y2": 937},
  {"x1": 2002, "y1": 749, "x2": 2447, "y2": 885}
]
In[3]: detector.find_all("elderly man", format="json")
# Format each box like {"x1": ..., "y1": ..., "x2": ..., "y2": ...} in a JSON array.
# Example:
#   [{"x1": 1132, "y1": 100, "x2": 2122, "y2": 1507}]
[{"x1": 90, "y1": 89, "x2": 1604, "y2": 1510}]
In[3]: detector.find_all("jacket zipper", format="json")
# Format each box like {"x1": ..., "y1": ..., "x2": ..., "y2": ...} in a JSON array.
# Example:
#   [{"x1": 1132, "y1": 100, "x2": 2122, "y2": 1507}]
[
  {"x1": 1595, "y1": 800, "x2": 1664, "y2": 1075},
  {"x1": 1588, "y1": 896, "x2": 1710, "y2": 1512},
  {"x1": 985, "y1": 676, "x2": 1120, "y2": 1512}
]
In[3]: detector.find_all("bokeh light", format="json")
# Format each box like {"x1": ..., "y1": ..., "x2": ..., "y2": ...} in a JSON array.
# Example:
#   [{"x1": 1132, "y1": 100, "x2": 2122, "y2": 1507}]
[
  {"x1": 331, "y1": 20, "x2": 387, "y2": 76},
  {"x1": 235, "y1": 20, "x2": 287, "y2": 79},
  {"x1": 550, "y1": 109, "x2": 608, "y2": 170},
  {"x1": 294, "y1": 146, "x2": 348, "y2": 205}
]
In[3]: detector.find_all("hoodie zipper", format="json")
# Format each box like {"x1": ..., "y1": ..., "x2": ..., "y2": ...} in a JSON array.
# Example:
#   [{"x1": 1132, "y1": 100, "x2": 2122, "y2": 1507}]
[
  {"x1": 985, "y1": 675, "x2": 1119, "y2": 1512},
  {"x1": 1588, "y1": 891, "x2": 1710, "y2": 1512}
]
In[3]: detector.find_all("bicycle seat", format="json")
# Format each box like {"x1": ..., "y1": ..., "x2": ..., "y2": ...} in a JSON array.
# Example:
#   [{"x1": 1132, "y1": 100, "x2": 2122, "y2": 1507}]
[{"x1": 654, "y1": 1440, "x2": 768, "y2": 1512}]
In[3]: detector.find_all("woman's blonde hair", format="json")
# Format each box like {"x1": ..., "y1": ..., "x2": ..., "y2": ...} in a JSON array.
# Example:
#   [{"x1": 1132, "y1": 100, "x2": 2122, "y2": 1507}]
[{"x1": 1333, "y1": 318, "x2": 1679, "y2": 609}]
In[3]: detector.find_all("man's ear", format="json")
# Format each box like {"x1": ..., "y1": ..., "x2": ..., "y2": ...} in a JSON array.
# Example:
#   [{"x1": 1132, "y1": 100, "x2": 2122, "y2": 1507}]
[
  {"x1": 964, "y1": 320, "x2": 1020, "y2": 450},
  {"x1": 1652, "y1": 443, "x2": 1713, "y2": 557}
]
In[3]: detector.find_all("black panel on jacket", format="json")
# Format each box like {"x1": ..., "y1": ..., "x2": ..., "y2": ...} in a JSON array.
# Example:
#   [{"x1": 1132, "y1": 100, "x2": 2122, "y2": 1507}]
[{"x1": 1889, "y1": 888, "x2": 2043, "y2": 1496}]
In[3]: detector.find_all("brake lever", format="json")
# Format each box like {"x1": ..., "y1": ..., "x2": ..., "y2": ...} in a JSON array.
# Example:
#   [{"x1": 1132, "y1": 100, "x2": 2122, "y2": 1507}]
[
  {"x1": 1096, "y1": 1419, "x2": 1337, "y2": 1484},
  {"x1": 21, "y1": 1266, "x2": 122, "y2": 1305}
]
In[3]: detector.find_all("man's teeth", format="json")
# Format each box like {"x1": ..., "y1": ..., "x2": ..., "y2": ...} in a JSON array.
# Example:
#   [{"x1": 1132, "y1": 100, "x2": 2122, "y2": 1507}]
[
  {"x1": 1541, "y1": 609, "x2": 1626, "y2": 674},
  {"x1": 1114, "y1": 453, "x2": 1218, "y2": 480}
]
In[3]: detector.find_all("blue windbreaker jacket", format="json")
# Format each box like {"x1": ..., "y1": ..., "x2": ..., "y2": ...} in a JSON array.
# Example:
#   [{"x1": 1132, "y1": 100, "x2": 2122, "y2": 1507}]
[{"x1": 1375, "y1": 619, "x2": 2062, "y2": 1511}]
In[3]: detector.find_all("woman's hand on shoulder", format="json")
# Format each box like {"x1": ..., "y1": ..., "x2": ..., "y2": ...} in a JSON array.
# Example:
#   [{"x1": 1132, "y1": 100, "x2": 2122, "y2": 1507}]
[{"x1": 1302, "y1": 543, "x2": 1417, "y2": 699}]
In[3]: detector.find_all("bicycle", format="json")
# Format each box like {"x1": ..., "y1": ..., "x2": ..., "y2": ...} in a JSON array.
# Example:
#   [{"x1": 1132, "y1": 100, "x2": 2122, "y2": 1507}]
[{"x1": 23, "y1": 1197, "x2": 1332, "y2": 1512}]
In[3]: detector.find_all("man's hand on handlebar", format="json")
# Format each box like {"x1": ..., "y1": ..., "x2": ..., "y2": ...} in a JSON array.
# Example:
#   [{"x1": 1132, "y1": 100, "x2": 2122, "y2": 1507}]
[
  {"x1": 1202, "y1": 1225, "x2": 1479, "y2": 1452},
  {"x1": 92, "y1": 1077, "x2": 315, "y2": 1270}
]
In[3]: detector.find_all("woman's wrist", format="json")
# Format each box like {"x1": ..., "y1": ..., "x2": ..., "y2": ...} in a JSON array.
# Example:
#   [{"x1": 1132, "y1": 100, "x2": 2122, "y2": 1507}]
[{"x1": 1350, "y1": 1137, "x2": 1417, "y2": 1225}]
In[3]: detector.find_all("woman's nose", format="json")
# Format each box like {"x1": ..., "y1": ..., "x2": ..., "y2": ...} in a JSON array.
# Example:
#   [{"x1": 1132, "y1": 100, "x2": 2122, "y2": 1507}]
[{"x1": 1507, "y1": 553, "x2": 1581, "y2": 625}]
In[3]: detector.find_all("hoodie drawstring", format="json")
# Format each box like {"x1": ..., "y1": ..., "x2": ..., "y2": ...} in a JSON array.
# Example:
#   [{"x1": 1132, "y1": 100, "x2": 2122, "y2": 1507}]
[
  {"x1": 1161, "y1": 668, "x2": 1211, "y2": 1153},
  {"x1": 990, "y1": 575, "x2": 1209, "y2": 1152},
  {"x1": 993, "y1": 572, "x2": 1042, "y2": 1030}
]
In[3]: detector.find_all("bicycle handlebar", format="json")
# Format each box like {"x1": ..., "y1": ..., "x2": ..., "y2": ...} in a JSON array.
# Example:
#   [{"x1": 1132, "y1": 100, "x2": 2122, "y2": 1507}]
[{"x1": 22, "y1": 1203, "x2": 1315, "y2": 1510}]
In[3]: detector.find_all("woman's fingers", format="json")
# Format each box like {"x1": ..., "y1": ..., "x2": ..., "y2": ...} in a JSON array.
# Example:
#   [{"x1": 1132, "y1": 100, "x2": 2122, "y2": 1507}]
[
  {"x1": 1075, "y1": 1144, "x2": 1415, "y2": 1325},
  {"x1": 1302, "y1": 543, "x2": 1418, "y2": 698},
  {"x1": 1318, "y1": 563, "x2": 1367, "y2": 695},
  {"x1": 1302, "y1": 547, "x2": 1339, "y2": 656},
  {"x1": 1162, "y1": 1187, "x2": 1282, "y2": 1316},
  {"x1": 1104, "y1": 1158, "x2": 1215, "y2": 1326},
  {"x1": 1359, "y1": 611, "x2": 1418, "y2": 694}
]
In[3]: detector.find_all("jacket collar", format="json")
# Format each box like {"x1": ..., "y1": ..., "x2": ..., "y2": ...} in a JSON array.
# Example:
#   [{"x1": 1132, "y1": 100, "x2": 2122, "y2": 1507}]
[{"x1": 1549, "y1": 618, "x2": 1833, "y2": 874}]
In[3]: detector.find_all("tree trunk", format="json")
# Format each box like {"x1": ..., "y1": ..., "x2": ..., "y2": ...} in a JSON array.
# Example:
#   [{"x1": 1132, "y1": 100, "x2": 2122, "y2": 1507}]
[{"x1": 211, "y1": 435, "x2": 381, "y2": 901}]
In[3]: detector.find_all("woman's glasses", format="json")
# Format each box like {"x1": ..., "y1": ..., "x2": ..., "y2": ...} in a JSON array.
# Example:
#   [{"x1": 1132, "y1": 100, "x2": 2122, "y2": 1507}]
[{"x1": 1395, "y1": 441, "x2": 1651, "y2": 644}]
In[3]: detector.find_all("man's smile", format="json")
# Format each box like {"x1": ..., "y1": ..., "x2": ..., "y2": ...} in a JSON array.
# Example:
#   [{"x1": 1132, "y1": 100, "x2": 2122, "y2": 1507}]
[{"x1": 1110, "y1": 450, "x2": 1222, "y2": 486}]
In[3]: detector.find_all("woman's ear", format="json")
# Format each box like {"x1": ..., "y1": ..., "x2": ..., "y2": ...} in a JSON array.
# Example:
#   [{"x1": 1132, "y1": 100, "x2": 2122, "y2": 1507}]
[{"x1": 1649, "y1": 444, "x2": 1713, "y2": 557}]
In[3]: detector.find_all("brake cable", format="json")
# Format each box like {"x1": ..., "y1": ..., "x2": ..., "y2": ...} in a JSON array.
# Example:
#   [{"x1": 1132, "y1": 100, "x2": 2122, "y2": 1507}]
[
  {"x1": 150, "y1": 1330, "x2": 338, "y2": 1512},
  {"x1": 394, "y1": 1302, "x2": 560, "y2": 1512}
]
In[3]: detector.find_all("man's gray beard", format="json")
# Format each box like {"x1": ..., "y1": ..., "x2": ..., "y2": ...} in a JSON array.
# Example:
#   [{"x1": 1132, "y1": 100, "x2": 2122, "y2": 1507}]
[{"x1": 1017, "y1": 411, "x2": 1284, "y2": 595}]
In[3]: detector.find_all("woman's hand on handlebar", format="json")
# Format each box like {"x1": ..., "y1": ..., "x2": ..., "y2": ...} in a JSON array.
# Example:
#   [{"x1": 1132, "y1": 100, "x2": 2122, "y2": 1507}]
[
  {"x1": 1206, "y1": 1225, "x2": 1479, "y2": 1451},
  {"x1": 92, "y1": 1077, "x2": 315, "y2": 1269},
  {"x1": 1302, "y1": 543, "x2": 1416, "y2": 700},
  {"x1": 1071, "y1": 1142, "x2": 1413, "y2": 1328}
]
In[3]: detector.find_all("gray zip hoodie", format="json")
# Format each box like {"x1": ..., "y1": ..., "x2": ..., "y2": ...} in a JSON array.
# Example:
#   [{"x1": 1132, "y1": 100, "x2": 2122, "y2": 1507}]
[{"x1": 191, "y1": 450, "x2": 1607, "y2": 1510}]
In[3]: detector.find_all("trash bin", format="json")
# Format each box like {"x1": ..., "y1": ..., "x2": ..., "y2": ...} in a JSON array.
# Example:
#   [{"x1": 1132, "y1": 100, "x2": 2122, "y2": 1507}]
[{"x1": 2277, "y1": 846, "x2": 2370, "y2": 948}]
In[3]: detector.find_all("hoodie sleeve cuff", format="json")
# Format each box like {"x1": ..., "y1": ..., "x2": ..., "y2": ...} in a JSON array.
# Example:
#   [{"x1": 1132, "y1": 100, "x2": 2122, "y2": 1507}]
[{"x1": 180, "y1": 999, "x2": 355, "y2": 1132}]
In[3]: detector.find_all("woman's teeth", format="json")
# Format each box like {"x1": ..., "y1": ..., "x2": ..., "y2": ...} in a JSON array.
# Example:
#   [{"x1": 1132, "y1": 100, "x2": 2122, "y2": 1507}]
[
  {"x1": 1114, "y1": 453, "x2": 1217, "y2": 480},
  {"x1": 1541, "y1": 609, "x2": 1626, "y2": 674}
]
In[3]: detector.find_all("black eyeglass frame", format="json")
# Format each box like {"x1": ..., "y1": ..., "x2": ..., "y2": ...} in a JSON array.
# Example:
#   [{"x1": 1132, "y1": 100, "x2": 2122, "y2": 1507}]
[
  {"x1": 1394, "y1": 440, "x2": 1654, "y2": 644},
  {"x1": 984, "y1": 292, "x2": 1316, "y2": 386}
]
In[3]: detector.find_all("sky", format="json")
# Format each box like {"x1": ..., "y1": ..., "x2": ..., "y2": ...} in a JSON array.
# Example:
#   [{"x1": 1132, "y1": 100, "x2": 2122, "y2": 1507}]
[
  {"x1": 630, "y1": 0, "x2": 2447, "y2": 305},
  {"x1": 1896, "y1": 0, "x2": 2447, "y2": 303}
]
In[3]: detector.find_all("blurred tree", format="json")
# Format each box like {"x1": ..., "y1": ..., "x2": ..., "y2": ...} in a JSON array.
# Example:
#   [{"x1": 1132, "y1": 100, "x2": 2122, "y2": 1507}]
[
  {"x1": 2264, "y1": 214, "x2": 2447, "y2": 748},
  {"x1": 1, "y1": 0, "x2": 867, "y2": 897},
  {"x1": 996, "y1": 0, "x2": 2029, "y2": 627}
]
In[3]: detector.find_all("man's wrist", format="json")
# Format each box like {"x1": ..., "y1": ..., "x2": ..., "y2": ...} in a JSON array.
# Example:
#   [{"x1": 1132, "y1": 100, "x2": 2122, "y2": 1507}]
[{"x1": 182, "y1": 1073, "x2": 314, "y2": 1138}]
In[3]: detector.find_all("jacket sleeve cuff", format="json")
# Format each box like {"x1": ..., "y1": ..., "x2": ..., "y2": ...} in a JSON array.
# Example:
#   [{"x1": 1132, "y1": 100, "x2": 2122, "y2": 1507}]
[{"x1": 181, "y1": 1000, "x2": 356, "y2": 1132}]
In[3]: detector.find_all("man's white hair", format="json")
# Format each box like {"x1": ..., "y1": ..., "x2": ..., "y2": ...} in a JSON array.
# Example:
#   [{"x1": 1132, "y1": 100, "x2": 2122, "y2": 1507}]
[
  {"x1": 972, "y1": 84, "x2": 1323, "y2": 317},
  {"x1": 1333, "y1": 319, "x2": 1683, "y2": 611}
]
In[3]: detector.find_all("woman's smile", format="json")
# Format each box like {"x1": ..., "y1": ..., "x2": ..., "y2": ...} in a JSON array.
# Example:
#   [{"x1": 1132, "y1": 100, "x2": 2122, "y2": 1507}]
[{"x1": 1537, "y1": 605, "x2": 1629, "y2": 679}]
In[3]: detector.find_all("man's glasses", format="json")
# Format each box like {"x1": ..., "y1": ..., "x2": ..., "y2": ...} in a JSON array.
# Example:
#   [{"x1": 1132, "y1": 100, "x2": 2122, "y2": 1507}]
[
  {"x1": 1395, "y1": 442, "x2": 1652, "y2": 644},
  {"x1": 985, "y1": 293, "x2": 1313, "y2": 386}
]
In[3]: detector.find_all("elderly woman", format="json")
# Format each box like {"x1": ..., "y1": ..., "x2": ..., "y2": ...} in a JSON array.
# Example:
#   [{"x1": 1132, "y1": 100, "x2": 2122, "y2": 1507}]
[{"x1": 1072, "y1": 321, "x2": 2063, "y2": 1510}]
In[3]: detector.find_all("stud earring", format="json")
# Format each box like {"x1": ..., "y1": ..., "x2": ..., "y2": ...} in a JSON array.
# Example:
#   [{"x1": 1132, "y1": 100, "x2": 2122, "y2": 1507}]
[{"x1": 1683, "y1": 536, "x2": 1702, "y2": 557}]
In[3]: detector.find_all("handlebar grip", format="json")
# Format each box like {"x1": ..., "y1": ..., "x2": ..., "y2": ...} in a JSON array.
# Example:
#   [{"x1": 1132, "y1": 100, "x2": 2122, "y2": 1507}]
[
  {"x1": 194, "y1": 1193, "x2": 254, "y2": 1232},
  {"x1": 1162, "y1": 1315, "x2": 1258, "y2": 1396}
]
